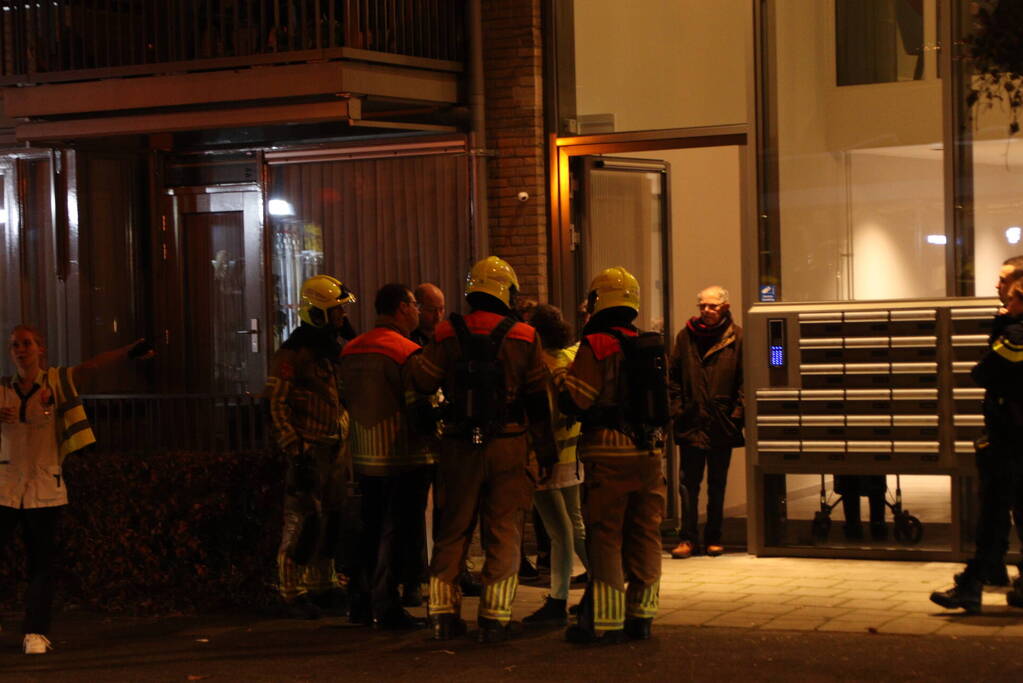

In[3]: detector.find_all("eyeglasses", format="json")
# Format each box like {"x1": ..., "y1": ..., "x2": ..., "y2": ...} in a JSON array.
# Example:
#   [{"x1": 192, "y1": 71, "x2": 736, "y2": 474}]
[
  {"x1": 698, "y1": 303, "x2": 723, "y2": 310},
  {"x1": 404, "y1": 299, "x2": 421, "y2": 310}
]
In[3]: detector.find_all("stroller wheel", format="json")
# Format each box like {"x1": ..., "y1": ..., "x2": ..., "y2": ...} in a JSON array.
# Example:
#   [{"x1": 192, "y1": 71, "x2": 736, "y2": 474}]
[
  {"x1": 811, "y1": 511, "x2": 831, "y2": 544},
  {"x1": 893, "y1": 512, "x2": 923, "y2": 545}
]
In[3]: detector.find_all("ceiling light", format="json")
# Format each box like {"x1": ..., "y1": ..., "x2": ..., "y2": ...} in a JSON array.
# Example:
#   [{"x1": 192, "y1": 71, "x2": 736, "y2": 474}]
[
  {"x1": 926, "y1": 234, "x2": 947, "y2": 245},
  {"x1": 268, "y1": 199, "x2": 295, "y2": 217},
  {"x1": 1007, "y1": 226, "x2": 1022, "y2": 245}
]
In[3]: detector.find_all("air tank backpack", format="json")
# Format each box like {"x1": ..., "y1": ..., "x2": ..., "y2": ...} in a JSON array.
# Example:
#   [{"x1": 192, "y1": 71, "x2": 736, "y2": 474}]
[
  {"x1": 447, "y1": 313, "x2": 516, "y2": 446},
  {"x1": 606, "y1": 329, "x2": 670, "y2": 450}
]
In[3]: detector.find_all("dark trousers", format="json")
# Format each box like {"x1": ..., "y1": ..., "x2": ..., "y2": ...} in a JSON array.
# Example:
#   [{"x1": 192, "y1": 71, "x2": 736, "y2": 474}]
[
  {"x1": 0, "y1": 505, "x2": 59, "y2": 635},
  {"x1": 972, "y1": 441, "x2": 1023, "y2": 575},
  {"x1": 357, "y1": 467, "x2": 433, "y2": 619},
  {"x1": 400, "y1": 465, "x2": 436, "y2": 590},
  {"x1": 679, "y1": 446, "x2": 732, "y2": 546}
]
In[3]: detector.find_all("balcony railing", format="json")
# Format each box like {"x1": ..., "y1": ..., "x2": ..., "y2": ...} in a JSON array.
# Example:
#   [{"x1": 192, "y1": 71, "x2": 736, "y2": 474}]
[
  {"x1": 83, "y1": 393, "x2": 269, "y2": 454},
  {"x1": 0, "y1": 0, "x2": 464, "y2": 83}
]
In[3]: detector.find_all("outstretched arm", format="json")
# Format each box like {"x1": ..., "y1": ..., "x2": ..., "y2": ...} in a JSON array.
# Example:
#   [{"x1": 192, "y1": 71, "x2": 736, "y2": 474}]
[{"x1": 71, "y1": 339, "x2": 154, "y2": 388}]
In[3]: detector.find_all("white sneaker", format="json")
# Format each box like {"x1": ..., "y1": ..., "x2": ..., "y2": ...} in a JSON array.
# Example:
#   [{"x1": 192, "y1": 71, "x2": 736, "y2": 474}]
[{"x1": 23, "y1": 633, "x2": 52, "y2": 655}]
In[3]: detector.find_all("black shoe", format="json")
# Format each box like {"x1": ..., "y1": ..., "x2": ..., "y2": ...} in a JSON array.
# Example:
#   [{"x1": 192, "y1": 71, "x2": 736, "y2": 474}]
[
  {"x1": 570, "y1": 572, "x2": 588, "y2": 586},
  {"x1": 309, "y1": 588, "x2": 349, "y2": 615},
  {"x1": 282, "y1": 595, "x2": 322, "y2": 620},
  {"x1": 930, "y1": 576, "x2": 981, "y2": 613},
  {"x1": 402, "y1": 583, "x2": 424, "y2": 608},
  {"x1": 459, "y1": 571, "x2": 482, "y2": 598},
  {"x1": 374, "y1": 608, "x2": 427, "y2": 631},
  {"x1": 519, "y1": 557, "x2": 540, "y2": 580},
  {"x1": 1008, "y1": 577, "x2": 1023, "y2": 608},
  {"x1": 522, "y1": 596, "x2": 568, "y2": 626},
  {"x1": 431, "y1": 614, "x2": 468, "y2": 641},
  {"x1": 624, "y1": 617, "x2": 652, "y2": 640},
  {"x1": 564, "y1": 624, "x2": 627, "y2": 645},
  {"x1": 477, "y1": 617, "x2": 510, "y2": 643}
]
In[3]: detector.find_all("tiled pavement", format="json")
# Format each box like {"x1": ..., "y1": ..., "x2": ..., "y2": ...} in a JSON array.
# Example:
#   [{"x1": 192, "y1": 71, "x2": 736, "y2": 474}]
[{"x1": 504, "y1": 553, "x2": 1023, "y2": 637}]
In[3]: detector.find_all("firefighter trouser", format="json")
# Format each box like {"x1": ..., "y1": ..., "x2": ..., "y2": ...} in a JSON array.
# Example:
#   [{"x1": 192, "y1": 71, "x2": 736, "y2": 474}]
[
  {"x1": 277, "y1": 443, "x2": 347, "y2": 602},
  {"x1": 357, "y1": 467, "x2": 434, "y2": 620},
  {"x1": 429, "y1": 435, "x2": 533, "y2": 625},
  {"x1": 578, "y1": 454, "x2": 665, "y2": 633}
]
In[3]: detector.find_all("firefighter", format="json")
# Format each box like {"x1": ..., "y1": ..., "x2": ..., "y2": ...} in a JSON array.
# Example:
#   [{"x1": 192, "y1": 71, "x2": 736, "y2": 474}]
[
  {"x1": 556, "y1": 266, "x2": 667, "y2": 644},
  {"x1": 266, "y1": 274, "x2": 356, "y2": 619},
  {"x1": 409, "y1": 256, "x2": 558, "y2": 643},
  {"x1": 340, "y1": 283, "x2": 435, "y2": 629}
]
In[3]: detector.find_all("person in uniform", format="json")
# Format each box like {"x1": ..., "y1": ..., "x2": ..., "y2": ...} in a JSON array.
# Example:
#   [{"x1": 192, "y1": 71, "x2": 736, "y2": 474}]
[
  {"x1": 340, "y1": 283, "x2": 434, "y2": 629},
  {"x1": 266, "y1": 274, "x2": 355, "y2": 620},
  {"x1": 556, "y1": 266, "x2": 666, "y2": 644},
  {"x1": 931, "y1": 258, "x2": 1023, "y2": 612},
  {"x1": 1, "y1": 325, "x2": 153, "y2": 655},
  {"x1": 409, "y1": 256, "x2": 558, "y2": 643}
]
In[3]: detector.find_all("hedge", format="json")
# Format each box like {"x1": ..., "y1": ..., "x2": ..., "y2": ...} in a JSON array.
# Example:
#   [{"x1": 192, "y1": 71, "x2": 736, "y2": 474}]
[{"x1": 0, "y1": 449, "x2": 286, "y2": 614}]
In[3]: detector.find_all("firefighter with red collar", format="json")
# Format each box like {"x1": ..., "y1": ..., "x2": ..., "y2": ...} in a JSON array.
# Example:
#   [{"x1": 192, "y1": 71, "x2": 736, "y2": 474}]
[
  {"x1": 266, "y1": 275, "x2": 356, "y2": 620},
  {"x1": 409, "y1": 256, "x2": 558, "y2": 643},
  {"x1": 556, "y1": 266, "x2": 667, "y2": 644},
  {"x1": 340, "y1": 283, "x2": 435, "y2": 630}
]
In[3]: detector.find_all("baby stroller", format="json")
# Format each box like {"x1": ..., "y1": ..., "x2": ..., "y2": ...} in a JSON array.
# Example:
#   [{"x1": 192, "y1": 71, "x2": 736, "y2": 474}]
[{"x1": 810, "y1": 474, "x2": 923, "y2": 545}]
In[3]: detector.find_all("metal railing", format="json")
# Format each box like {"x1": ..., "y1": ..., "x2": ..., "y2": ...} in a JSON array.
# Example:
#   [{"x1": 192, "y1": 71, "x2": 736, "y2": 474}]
[
  {"x1": 1, "y1": 0, "x2": 464, "y2": 82},
  {"x1": 82, "y1": 393, "x2": 269, "y2": 454}
]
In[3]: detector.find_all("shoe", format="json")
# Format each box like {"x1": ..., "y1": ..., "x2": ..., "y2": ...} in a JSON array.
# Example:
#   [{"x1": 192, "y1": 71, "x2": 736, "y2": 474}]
[
  {"x1": 564, "y1": 625, "x2": 627, "y2": 645},
  {"x1": 1008, "y1": 577, "x2": 1023, "y2": 608},
  {"x1": 930, "y1": 575, "x2": 982, "y2": 613},
  {"x1": 477, "y1": 617, "x2": 510, "y2": 643},
  {"x1": 458, "y1": 571, "x2": 482, "y2": 598},
  {"x1": 706, "y1": 544, "x2": 724, "y2": 557},
  {"x1": 401, "y1": 583, "x2": 424, "y2": 608},
  {"x1": 373, "y1": 608, "x2": 427, "y2": 631},
  {"x1": 518, "y1": 557, "x2": 540, "y2": 580},
  {"x1": 431, "y1": 614, "x2": 468, "y2": 641},
  {"x1": 309, "y1": 588, "x2": 349, "y2": 615},
  {"x1": 522, "y1": 596, "x2": 568, "y2": 626},
  {"x1": 570, "y1": 572, "x2": 588, "y2": 586},
  {"x1": 23, "y1": 633, "x2": 52, "y2": 655},
  {"x1": 670, "y1": 541, "x2": 693, "y2": 559},
  {"x1": 624, "y1": 617, "x2": 652, "y2": 640},
  {"x1": 282, "y1": 595, "x2": 323, "y2": 620}
]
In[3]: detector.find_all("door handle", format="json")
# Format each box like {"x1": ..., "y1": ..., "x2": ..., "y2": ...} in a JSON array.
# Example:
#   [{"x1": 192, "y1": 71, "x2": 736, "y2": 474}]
[{"x1": 234, "y1": 319, "x2": 260, "y2": 352}]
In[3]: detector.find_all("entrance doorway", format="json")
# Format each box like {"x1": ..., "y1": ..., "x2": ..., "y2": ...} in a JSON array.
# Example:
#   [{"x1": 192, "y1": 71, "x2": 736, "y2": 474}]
[{"x1": 551, "y1": 129, "x2": 748, "y2": 541}]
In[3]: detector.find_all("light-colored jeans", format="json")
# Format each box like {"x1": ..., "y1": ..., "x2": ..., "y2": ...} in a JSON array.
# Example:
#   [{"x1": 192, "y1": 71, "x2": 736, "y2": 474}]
[{"x1": 533, "y1": 484, "x2": 588, "y2": 600}]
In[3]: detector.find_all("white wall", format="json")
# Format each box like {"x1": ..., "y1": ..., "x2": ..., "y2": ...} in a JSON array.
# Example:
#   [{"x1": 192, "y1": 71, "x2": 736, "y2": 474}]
[{"x1": 573, "y1": 0, "x2": 750, "y2": 132}]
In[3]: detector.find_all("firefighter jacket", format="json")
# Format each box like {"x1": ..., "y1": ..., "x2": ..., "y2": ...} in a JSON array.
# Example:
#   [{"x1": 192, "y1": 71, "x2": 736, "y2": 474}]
[
  {"x1": 265, "y1": 323, "x2": 347, "y2": 456},
  {"x1": 408, "y1": 310, "x2": 557, "y2": 464},
  {"x1": 972, "y1": 313, "x2": 1023, "y2": 447},
  {"x1": 669, "y1": 319, "x2": 745, "y2": 450},
  {"x1": 340, "y1": 322, "x2": 437, "y2": 476},
  {"x1": 557, "y1": 326, "x2": 651, "y2": 458}
]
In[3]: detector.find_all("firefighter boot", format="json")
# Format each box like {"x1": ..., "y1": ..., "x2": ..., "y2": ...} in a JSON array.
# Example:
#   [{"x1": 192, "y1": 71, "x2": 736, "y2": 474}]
[
  {"x1": 930, "y1": 573, "x2": 982, "y2": 614},
  {"x1": 431, "y1": 613, "x2": 468, "y2": 641}
]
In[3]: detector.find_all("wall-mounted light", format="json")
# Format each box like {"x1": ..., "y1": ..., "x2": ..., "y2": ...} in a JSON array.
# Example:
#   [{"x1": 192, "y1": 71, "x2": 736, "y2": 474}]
[
  {"x1": 1007, "y1": 226, "x2": 1022, "y2": 245},
  {"x1": 268, "y1": 199, "x2": 295, "y2": 217},
  {"x1": 925, "y1": 234, "x2": 947, "y2": 245}
]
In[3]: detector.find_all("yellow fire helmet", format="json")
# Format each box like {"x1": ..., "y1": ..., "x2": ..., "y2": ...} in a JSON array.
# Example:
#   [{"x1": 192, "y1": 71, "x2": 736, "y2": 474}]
[
  {"x1": 465, "y1": 256, "x2": 520, "y2": 308},
  {"x1": 588, "y1": 266, "x2": 640, "y2": 314},
  {"x1": 299, "y1": 274, "x2": 357, "y2": 327}
]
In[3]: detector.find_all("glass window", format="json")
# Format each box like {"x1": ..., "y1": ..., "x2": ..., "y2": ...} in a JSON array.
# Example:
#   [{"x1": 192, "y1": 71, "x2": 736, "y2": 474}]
[
  {"x1": 836, "y1": 0, "x2": 925, "y2": 86},
  {"x1": 561, "y1": 0, "x2": 748, "y2": 135},
  {"x1": 765, "y1": 0, "x2": 944, "y2": 301},
  {"x1": 0, "y1": 167, "x2": 17, "y2": 343}
]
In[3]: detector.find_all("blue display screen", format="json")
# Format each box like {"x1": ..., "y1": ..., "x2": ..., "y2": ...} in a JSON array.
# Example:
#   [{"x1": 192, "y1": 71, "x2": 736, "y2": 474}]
[{"x1": 769, "y1": 345, "x2": 785, "y2": 368}]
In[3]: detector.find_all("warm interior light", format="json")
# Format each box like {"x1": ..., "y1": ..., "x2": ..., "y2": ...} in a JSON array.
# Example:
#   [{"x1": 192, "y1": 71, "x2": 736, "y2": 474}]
[
  {"x1": 268, "y1": 199, "x2": 295, "y2": 216},
  {"x1": 925, "y1": 234, "x2": 947, "y2": 245},
  {"x1": 1007, "y1": 226, "x2": 1022, "y2": 245}
]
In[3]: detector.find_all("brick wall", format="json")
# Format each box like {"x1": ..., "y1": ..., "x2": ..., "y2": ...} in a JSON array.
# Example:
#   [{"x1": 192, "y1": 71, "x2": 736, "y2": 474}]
[{"x1": 482, "y1": 0, "x2": 549, "y2": 303}]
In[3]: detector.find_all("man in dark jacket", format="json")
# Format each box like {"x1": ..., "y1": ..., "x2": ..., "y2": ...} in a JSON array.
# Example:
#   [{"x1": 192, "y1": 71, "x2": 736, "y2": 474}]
[
  {"x1": 668, "y1": 285, "x2": 743, "y2": 559},
  {"x1": 931, "y1": 257, "x2": 1023, "y2": 612}
]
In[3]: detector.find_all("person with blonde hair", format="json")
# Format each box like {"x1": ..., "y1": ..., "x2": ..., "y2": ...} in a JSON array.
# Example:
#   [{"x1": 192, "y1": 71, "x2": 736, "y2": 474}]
[{"x1": 1, "y1": 325, "x2": 152, "y2": 655}]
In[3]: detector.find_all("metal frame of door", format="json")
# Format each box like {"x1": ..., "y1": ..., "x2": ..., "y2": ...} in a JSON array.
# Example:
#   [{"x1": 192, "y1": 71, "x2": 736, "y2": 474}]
[{"x1": 157, "y1": 183, "x2": 266, "y2": 393}]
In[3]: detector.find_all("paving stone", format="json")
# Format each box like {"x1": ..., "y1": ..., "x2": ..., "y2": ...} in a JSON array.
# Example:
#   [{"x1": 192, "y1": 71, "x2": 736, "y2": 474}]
[
  {"x1": 833, "y1": 590, "x2": 897, "y2": 601},
  {"x1": 737, "y1": 576, "x2": 791, "y2": 586},
  {"x1": 784, "y1": 595, "x2": 849, "y2": 608},
  {"x1": 783, "y1": 586, "x2": 841, "y2": 597},
  {"x1": 817, "y1": 619, "x2": 891, "y2": 633},
  {"x1": 732, "y1": 603, "x2": 798, "y2": 616},
  {"x1": 656, "y1": 609, "x2": 720, "y2": 626},
  {"x1": 703, "y1": 613, "x2": 775, "y2": 629},
  {"x1": 836, "y1": 598, "x2": 905, "y2": 611},
  {"x1": 759, "y1": 617, "x2": 826, "y2": 631},
  {"x1": 880, "y1": 618, "x2": 945, "y2": 635}
]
